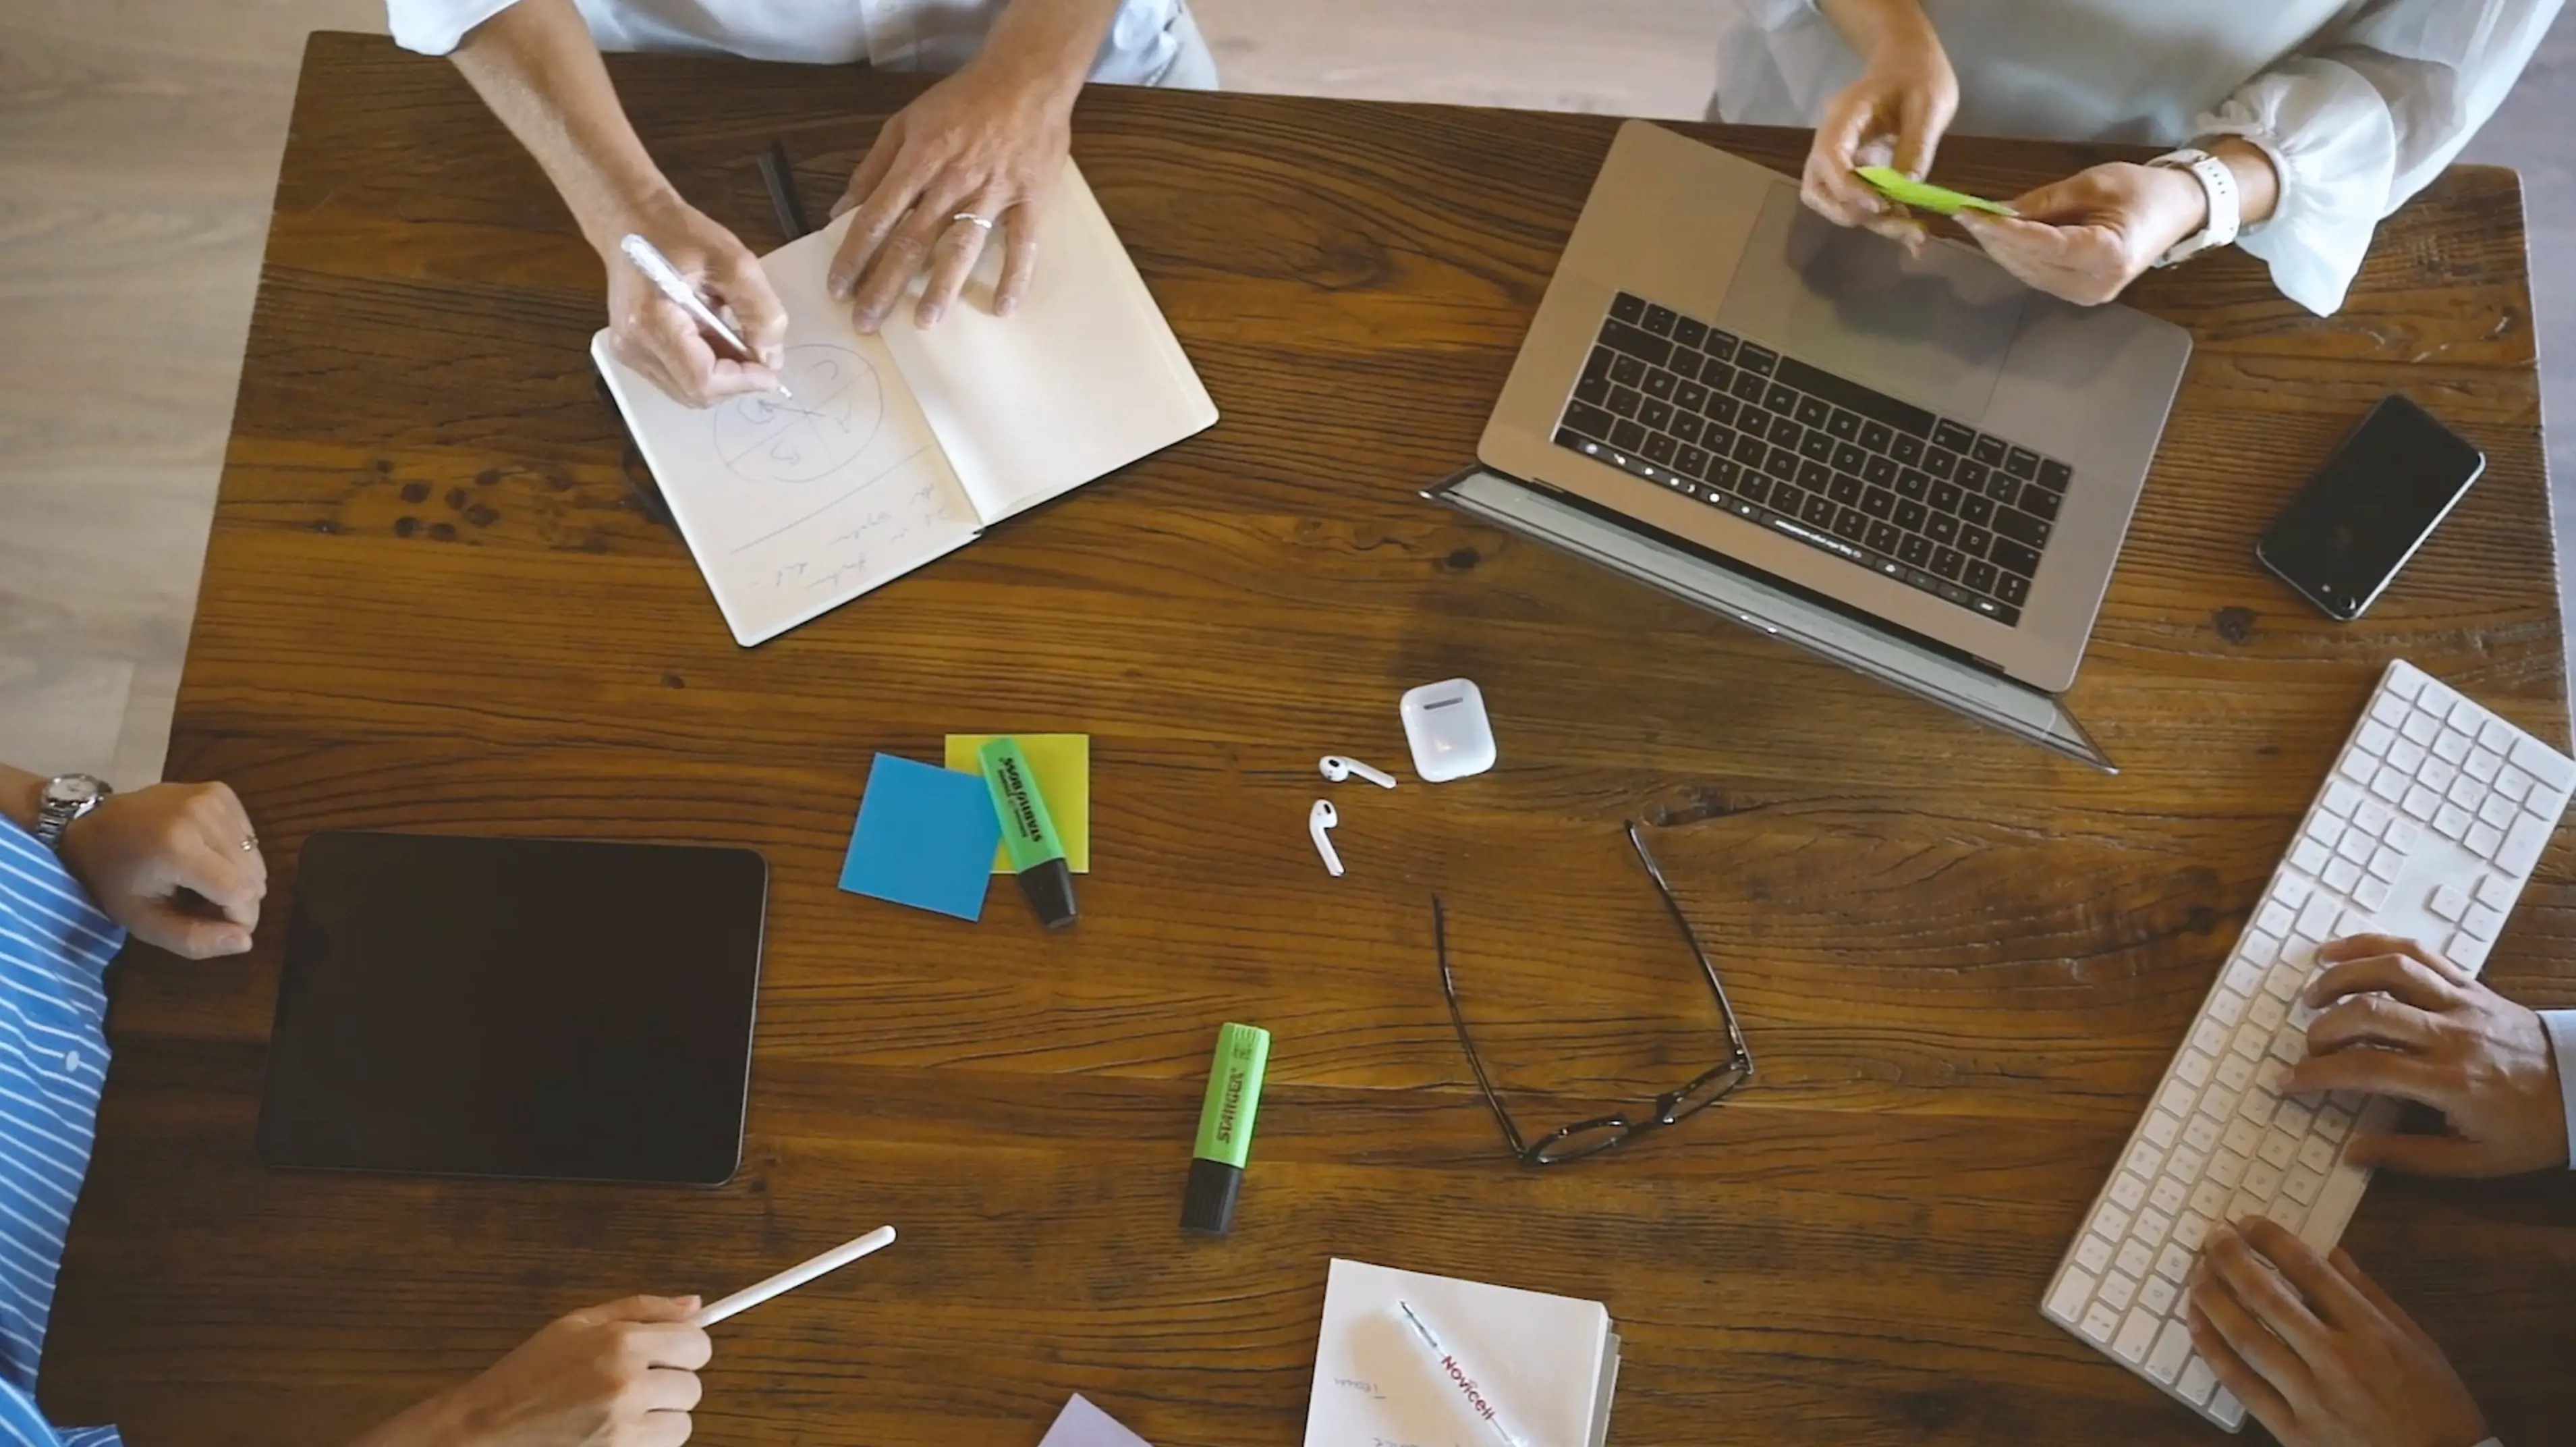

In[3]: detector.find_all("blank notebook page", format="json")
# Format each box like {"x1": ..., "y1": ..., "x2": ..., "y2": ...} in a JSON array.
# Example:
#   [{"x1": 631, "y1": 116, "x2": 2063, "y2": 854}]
[{"x1": 876, "y1": 156, "x2": 1219, "y2": 522}]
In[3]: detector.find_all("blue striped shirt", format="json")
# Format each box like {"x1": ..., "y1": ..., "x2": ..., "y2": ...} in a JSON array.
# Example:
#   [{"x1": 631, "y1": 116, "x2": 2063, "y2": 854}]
[{"x1": 0, "y1": 819, "x2": 122, "y2": 1447}]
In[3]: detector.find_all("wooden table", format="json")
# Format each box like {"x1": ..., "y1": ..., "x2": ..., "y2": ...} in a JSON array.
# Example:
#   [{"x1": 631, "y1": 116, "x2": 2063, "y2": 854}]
[{"x1": 43, "y1": 32, "x2": 2576, "y2": 1447}]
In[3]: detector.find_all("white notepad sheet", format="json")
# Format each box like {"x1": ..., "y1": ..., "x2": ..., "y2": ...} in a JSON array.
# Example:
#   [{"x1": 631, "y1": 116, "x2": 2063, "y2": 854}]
[{"x1": 1304, "y1": 1259, "x2": 1617, "y2": 1447}]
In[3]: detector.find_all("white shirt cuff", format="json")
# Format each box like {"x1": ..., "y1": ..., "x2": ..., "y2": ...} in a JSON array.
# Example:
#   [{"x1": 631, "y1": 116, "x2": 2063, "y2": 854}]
[{"x1": 2541, "y1": 1010, "x2": 2576, "y2": 1171}]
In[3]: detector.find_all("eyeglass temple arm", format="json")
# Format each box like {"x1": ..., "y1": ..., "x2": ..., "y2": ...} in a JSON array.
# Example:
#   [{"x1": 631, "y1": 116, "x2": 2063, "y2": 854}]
[
  {"x1": 1433, "y1": 896, "x2": 1534, "y2": 1159},
  {"x1": 1625, "y1": 821, "x2": 1756, "y2": 1076}
]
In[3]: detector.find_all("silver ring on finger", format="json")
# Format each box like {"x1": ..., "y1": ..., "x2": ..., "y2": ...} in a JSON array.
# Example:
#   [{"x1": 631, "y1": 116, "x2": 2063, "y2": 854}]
[
  {"x1": 951, "y1": 212, "x2": 997, "y2": 232},
  {"x1": 240, "y1": 834, "x2": 259, "y2": 852}
]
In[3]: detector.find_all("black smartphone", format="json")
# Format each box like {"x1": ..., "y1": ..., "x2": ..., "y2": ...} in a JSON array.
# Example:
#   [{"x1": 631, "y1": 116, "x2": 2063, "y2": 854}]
[{"x1": 2256, "y1": 394, "x2": 2484, "y2": 620}]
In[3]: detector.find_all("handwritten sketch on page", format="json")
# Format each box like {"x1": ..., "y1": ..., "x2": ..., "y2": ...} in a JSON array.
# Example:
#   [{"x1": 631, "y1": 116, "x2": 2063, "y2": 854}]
[{"x1": 594, "y1": 244, "x2": 981, "y2": 645}]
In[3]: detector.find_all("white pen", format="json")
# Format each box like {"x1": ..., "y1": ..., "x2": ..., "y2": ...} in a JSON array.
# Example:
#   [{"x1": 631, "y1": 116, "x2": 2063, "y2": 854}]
[
  {"x1": 1394, "y1": 1299, "x2": 1528, "y2": 1447},
  {"x1": 688, "y1": 1225, "x2": 896, "y2": 1328},
  {"x1": 616, "y1": 232, "x2": 789, "y2": 397}
]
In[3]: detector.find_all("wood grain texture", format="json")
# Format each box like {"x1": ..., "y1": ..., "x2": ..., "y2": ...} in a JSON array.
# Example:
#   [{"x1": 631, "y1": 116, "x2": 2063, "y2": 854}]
[{"x1": 41, "y1": 32, "x2": 2576, "y2": 1447}]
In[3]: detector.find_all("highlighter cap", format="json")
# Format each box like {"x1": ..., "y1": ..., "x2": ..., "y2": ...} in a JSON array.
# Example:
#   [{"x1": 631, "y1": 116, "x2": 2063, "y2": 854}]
[
  {"x1": 1181, "y1": 1156, "x2": 1242, "y2": 1234},
  {"x1": 1018, "y1": 857, "x2": 1078, "y2": 930}
]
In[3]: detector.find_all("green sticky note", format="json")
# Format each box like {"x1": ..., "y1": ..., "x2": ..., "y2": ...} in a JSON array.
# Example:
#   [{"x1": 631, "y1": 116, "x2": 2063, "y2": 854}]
[
  {"x1": 1855, "y1": 165, "x2": 2017, "y2": 217},
  {"x1": 946, "y1": 733, "x2": 1088, "y2": 873}
]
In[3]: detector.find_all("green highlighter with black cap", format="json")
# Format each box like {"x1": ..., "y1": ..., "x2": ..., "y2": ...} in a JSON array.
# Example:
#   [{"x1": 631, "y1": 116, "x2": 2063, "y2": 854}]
[
  {"x1": 978, "y1": 736, "x2": 1077, "y2": 929},
  {"x1": 1184, "y1": 1021, "x2": 1270, "y2": 1234}
]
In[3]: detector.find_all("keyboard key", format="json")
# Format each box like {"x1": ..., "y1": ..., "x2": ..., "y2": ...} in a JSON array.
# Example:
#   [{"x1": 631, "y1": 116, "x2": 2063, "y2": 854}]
[
  {"x1": 1766, "y1": 383, "x2": 1799, "y2": 415},
  {"x1": 1600, "y1": 318, "x2": 1671, "y2": 364},
  {"x1": 1931, "y1": 547, "x2": 1965, "y2": 580},
  {"x1": 2080, "y1": 1301, "x2": 2121, "y2": 1344},
  {"x1": 1611, "y1": 420, "x2": 1647, "y2": 452},
  {"x1": 1640, "y1": 302, "x2": 1676, "y2": 335},
  {"x1": 2114, "y1": 1307, "x2": 2158, "y2": 1363},
  {"x1": 2005, "y1": 446, "x2": 2040, "y2": 480},
  {"x1": 2511, "y1": 735, "x2": 2576, "y2": 791},
  {"x1": 1561, "y1": 402, "x2": 1616, "y2": 439},
  {"x1": 2144, "y1": 1320, "x2": 2195, "y2": 1386},
  {"x1": 1960, "y1": 494, "x2": 1994, "y2": 525},
  {"x1": 1673, "y1": 316, "x2": 1707, "y2": 350},
  {"x1": 2048, "y1": 1268, "x2": 2097, "y2": 1322},
  {"x1": 1609, "y1": 292, "x2": 1646, "y2": 323},
  {"x1": 1933, "y1": 419, "x2": 1976, "y2": 452},
  {"x1": 1924, "y1": 447, "x2": 1959, "y2": 480},
  {"x1": 1641, "y1": 399, "x2": 1674, "y2": 431},
  {"x1": 1994, "y1": 508, "x2": 2052, "y2": 548},
  {"x1": 1971, "y1": 433, "x2": 2007, "y2": 466}
]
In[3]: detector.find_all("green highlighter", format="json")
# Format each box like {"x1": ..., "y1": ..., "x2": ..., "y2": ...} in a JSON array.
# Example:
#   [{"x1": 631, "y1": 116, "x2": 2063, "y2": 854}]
[
  {"x1": 978, "y1": 736, "x2": 1077, "y2": 929},
  {"x1": 1183, "y1": 1022, "x2": 1270, "y2": 1235},
  {"x1": 1855, "y1": 165, "x2": 2018, "y2": 217}
]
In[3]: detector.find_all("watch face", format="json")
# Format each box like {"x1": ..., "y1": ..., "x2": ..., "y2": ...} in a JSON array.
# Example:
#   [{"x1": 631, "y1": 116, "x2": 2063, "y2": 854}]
[{"x1": 43, "y1": 773, "x2": 108, "y2": 806}]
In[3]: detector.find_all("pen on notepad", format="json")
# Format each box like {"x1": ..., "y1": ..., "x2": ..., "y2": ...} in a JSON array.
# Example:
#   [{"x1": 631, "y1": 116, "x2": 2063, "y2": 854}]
[
  {"x1": 1395, "y1": 1299, "x2": 1528, "y2": 1447},
  {"x1": 688, "y1": 1225, "x2": 896, "y2": 1327},
  {"x1": 616, "y1": 232, "x2": 790, "y2": 398}
]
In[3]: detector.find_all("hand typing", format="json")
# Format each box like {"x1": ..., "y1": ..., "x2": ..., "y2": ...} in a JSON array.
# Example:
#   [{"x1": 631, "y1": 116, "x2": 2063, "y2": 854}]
[
  {"x1": 2287, "y1": 933, "x2": 2568, "y2": 1177},
  {"x1": 58, "y1": 781, "x2": 265, "y2": 958},
  {"x1": 2187, "y1": 1218, "x2": 2488, "y2": 1447}
]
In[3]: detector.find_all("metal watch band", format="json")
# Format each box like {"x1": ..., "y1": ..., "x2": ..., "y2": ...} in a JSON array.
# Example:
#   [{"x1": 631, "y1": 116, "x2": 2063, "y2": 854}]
[
  {"x1": 31, "y1": 775, "x2": 111, "y2": 852},
  {"x1": 2148, "y1": 148, "x2": 2239, "y2": 268}
]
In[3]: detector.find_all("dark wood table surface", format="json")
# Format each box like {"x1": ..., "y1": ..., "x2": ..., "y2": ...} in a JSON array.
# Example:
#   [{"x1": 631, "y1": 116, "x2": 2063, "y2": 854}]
[{"x1": 41, "y1": 30, "x2": 2576, "y2": 1447}]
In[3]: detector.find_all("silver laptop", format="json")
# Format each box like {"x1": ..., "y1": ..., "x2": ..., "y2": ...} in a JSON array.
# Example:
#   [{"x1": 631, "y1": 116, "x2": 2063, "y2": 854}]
[{"x1": 1432, "y1": 121, "x2": 2192, "y2": 771}]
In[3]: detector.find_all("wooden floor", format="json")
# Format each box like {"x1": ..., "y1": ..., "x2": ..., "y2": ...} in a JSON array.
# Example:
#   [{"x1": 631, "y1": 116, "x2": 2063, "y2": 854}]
[{"x1": 0, "y1": 1, "x2": 2569, "y2": 780}]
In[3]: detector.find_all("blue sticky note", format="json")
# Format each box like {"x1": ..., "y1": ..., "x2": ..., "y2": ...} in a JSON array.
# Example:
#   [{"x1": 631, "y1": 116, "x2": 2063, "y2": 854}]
[{"x1": 839, "y1": 753, "x2": 1003, "y2": 921}]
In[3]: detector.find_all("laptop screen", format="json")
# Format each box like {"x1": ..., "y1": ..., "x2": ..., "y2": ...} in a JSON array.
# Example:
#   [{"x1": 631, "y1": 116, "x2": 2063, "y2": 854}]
[{"x1": 1428, "y1": 467, "x2": 2112, "y2": 771}]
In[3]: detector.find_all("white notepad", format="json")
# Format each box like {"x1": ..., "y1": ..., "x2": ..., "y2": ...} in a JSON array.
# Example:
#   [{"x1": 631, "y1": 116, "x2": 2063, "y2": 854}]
[
  {"x1": 592, "y1": 159, "x2": 1218, "y2": 645},
  {"x1": 1304, "y1": 1259, "x2": 1620, "y2": 1447}
]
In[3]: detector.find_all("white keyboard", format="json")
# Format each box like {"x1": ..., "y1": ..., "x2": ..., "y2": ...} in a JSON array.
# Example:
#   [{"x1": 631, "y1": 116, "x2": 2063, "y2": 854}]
[{"x1": 2041, "y1": 660, "x2": 2574, "y2": 1429}]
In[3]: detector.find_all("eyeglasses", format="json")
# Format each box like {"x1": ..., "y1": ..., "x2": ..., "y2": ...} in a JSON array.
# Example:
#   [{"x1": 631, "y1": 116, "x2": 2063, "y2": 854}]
[{"x1": 1434, "y1": 819, "x2": 1754, "y2": 1166}]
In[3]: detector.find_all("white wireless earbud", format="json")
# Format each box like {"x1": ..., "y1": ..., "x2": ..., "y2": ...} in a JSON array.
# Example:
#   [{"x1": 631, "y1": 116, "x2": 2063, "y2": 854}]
[
  {"x1": 1309, "y1": 799, "x2": 1345, "y2": 877},
  {"x1": 1319, "y1": 754, "x2": 1399, "y2": 789}
]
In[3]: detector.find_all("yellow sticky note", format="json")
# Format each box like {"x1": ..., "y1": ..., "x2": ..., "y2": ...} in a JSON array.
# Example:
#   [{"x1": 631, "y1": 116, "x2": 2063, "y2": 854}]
[{"x1": 946, "y1": 734, "x2": 1090, "y2": 874}]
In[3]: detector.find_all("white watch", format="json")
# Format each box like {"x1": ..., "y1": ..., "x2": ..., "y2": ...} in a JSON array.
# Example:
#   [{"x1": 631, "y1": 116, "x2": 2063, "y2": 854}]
[{"x1": 2146, "y1": 148, "x2": 2239, "y2": 267}]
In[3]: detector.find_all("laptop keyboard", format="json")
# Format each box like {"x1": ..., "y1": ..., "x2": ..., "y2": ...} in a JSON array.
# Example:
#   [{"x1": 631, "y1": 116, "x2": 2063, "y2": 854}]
[{"x1": 1552, "y1": 291, "x2": 2069, "y2": 628}]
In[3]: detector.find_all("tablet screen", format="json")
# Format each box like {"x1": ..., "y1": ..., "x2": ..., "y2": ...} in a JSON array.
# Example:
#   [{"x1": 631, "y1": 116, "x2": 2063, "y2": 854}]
[{"x1": 258, "y1": 831, "x2": 767, "y2": 1186}]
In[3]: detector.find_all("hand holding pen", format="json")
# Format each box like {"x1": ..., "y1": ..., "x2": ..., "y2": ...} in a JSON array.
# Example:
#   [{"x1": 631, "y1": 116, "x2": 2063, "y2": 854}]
[{"x1": 603, "y1": 199, "x2": 789, "y2": 408}]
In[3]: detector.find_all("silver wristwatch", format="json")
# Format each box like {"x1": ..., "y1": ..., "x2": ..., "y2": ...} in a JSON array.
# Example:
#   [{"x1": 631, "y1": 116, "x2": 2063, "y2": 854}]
[
  {"x1": 32, "y1": 773, "x2": 111, "y2": 851},
  {"x1": 2146, "y1": 147, "x2": 2241, "y2": 268}
]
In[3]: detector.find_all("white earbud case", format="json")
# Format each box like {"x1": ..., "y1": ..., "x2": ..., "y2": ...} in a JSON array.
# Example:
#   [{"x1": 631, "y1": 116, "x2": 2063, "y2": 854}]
[{"x1": 1399, "y1": 678, "x2": 1496, "y2": 782}]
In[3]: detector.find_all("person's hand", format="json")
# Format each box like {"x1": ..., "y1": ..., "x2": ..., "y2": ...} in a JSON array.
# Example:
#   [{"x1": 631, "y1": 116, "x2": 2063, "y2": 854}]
[
  {"x1": 1800, "y1": 18, "x2": 1958, "y2": 253},
  {"x1": 604, "y1": 196, "x2": 785, "y2": 408},
  {"x1": 366, "y1": 1295, "x2": 711, "y2": 1447},
  {"x1": 2187, "y1": 1218, "x2": 2488, "y2": 1447},
  {"x1": 2284, "y1": 933, "x2": 2569, "y2": 1176},
  {"x1": 826, "y1": 53, "x2": 1075, "y2": 332},
  {"x1": 1952, "y1": 161, "x2": 2206, "y2": 305},
  {"x1": 57, "y1": 781, "x2": 264, "y2": 958}
]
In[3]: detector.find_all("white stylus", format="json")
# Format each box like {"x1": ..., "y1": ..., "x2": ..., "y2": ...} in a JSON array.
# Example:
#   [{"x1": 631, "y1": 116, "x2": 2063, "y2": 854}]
[
  {"x1": 617, "y1": 233, "x2": 790, "y2": 398},
  {"x1": 1394, "y1": 1299, "x2": 1528, "y2": 1447},
  {"x1": 688, "y1": 1225, "x2": 896, "y2": 1327}
]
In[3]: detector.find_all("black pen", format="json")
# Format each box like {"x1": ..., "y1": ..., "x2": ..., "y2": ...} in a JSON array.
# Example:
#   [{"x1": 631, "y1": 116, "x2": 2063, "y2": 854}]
[{"x1": 761, "y1": 140, "x2": 813, "y2": 242}]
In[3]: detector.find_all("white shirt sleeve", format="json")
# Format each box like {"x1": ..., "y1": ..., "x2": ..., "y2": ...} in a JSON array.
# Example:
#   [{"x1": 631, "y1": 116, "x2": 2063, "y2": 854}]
[
  {"x1": 386, "y1": 0, "x2": 528, "y2": 55},
  {"x1": 2542, "y1": 1010, "x2": 2576, "y2": 1171},
  {"x1": 2191, "y1": 0, "x2": 2565, "y2": 315}
]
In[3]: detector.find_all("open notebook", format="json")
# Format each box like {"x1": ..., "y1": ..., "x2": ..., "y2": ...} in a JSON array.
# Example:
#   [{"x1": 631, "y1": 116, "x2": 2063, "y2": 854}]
[
  {"x1": 593, "y1": 159, "x2": 1218, "y2": 646},
  {"x1": 1304, "y1": 1259, "x2": 1619, "y2": 1447}
]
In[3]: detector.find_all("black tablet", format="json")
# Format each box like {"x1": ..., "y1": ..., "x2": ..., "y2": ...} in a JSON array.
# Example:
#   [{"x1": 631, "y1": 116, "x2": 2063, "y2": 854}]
[{"x1": 258, "y1": 831, "x2": 767, "y2": 1186}]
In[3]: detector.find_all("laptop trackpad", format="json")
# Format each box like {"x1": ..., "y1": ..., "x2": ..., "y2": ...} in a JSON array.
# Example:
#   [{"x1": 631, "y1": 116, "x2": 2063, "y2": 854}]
[{"x1": 1712, "y1": 185, "x2": 2027, "y2": 422}]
